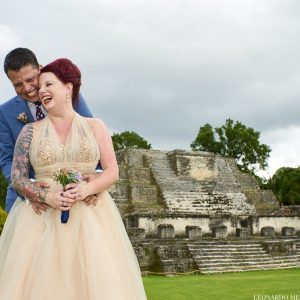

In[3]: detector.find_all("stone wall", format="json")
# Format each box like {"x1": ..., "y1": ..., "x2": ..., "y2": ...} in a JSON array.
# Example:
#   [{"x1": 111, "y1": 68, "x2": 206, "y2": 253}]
[
  {"x1": 253, "y1": 216, "x2": 300, "y2": 235},
  {"x1": 137, "y1": 215, "x2": 248, "y2": 236}
]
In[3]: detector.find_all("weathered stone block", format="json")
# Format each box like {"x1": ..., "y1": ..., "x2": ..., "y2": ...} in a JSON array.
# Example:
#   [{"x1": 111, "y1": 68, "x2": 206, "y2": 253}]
[
  {"x1": 109, "y1": 180, "x2": 129, "y2": 200},
  {"x1": 157, "y1": 224, "x2": 175, "y2": 239},
  {"x1": 236, "y1": 228, "x2": 250, "y2": 238},
  {"x1": 212, "y1": 226, "x2": 227, "y2": 238},
  {"x1": 263, "y1": 240, "x2": 296, "y2": 255},
  {"x1": 260, "y1": 226, "x2": 275, "y2": 237},
  {"x1": 118, "y1": 164, "x2": 127, "y2": 178},
  {"x1": 131, "y1": 186, "x2": 158, "y2": 203},
  {"x1": 186, "y1": 226, "x2": 202, "y2": 240},
  {"x1": 127, "y1": 151, "x2": 145, "y2": 166},
  {"x1": 169, "y1": 151, "x2": 217, "y2": 180},
  {"x1": 127, "y1": 228, "x2": 146, "y2": 240},
  {"x1": 128, "y1": 167, "x2": 152, "y2": 183},
  {"x1": 282, "y1": 226, "x2": 296, "y2": 237}
]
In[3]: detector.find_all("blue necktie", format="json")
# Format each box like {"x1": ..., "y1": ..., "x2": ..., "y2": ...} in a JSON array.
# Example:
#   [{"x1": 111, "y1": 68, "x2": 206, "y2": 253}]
[{"x1": 35, "y1": 101, "x2": 45, "y2": 120}]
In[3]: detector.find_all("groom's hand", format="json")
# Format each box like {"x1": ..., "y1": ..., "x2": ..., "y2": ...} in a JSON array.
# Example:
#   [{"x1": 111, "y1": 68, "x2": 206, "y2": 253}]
[
  {"x1": 31, "y1": 201, "x2": 48, "y2": 215},
  {"x1": 31, "y1": 181, "x2": 50, "y2": 215},
  {"x1": 84, "y1": 194, "x2": 99, "y2": 206}
]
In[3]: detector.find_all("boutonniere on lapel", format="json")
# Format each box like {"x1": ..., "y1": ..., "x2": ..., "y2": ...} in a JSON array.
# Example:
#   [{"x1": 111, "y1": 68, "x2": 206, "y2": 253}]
[{"x1": 17, "y1": 112, "x2": 29, "y2": 124}]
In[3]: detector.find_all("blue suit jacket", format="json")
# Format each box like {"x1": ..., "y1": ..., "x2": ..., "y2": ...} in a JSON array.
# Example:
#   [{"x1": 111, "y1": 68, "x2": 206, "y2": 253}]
[{"x1": 0, "y1": 94, "x2": 93, "y2": 212}]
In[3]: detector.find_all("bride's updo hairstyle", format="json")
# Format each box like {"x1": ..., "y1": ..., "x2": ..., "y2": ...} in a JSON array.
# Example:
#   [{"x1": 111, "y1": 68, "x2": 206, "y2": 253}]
[{"x1": 40, "y1": 58, "x2": 81, "y2": 105}]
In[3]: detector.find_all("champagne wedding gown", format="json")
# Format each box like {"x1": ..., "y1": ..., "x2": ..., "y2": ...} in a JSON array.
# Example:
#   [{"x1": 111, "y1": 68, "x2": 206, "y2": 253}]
[{"x1": 0, "y1": 113, "x2": 147, "y2": 300}]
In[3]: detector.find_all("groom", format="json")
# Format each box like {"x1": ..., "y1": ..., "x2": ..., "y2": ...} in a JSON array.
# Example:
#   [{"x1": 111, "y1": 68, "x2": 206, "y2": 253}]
[{"x1": 0, "y1": 48, "x2": 95, "y2": 213}]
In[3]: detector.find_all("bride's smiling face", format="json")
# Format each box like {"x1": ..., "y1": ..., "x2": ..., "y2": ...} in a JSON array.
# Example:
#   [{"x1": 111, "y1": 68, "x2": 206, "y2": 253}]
[{"x1": 39, "y1": 72, "x2": 72, "y2": 111}]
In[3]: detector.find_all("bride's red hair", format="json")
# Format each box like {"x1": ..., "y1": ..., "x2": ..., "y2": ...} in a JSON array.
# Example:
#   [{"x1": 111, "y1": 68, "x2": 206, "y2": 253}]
[{"x1": 40, "y1": 58, "x2": 81, "y2": 105}]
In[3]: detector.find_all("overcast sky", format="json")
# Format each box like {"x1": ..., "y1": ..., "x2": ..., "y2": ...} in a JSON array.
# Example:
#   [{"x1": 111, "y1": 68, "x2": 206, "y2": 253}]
[{"x1": 1, "y1": 0, "x2": 300, "y2": 177}]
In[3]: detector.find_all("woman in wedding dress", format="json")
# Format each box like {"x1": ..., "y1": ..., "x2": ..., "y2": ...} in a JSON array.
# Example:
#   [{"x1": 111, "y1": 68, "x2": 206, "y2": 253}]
[{"x1": 0, "y1": 58, "x2": 147, "y2": 300}]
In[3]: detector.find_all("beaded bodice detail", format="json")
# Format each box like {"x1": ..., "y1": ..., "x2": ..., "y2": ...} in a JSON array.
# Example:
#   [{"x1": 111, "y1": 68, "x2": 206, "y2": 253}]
[{"x1": 29, "y1": 113, "x2": 100, "y2": 182}]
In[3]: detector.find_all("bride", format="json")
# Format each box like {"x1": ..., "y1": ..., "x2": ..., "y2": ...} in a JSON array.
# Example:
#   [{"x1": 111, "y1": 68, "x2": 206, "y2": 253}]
[{"x1": 0, "y1": 58, "x2": 147, "y2": 299}]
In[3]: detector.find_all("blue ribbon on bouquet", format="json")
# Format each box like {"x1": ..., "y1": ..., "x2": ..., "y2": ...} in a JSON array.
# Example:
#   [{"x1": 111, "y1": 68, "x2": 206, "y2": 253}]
[
  {"x1": 53, "y1": 168, "x2": 82, "y2": 224},
  {"x1": 61, "y1": 210, "x2": 69, "y2": 223}
]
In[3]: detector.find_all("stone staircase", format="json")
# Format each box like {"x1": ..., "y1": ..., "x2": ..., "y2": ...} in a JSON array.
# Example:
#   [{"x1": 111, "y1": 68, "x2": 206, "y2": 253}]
[
  {"x1": 214, "y1": 156, "x2": 240, "y2": 193},
  {"x1": 297, "y1": 241, "x2": 300, "y2": 253},
  {"x1": 187, "y1": 240, "x2": 300, "y2": 274},
  {"x1": 145, "y1": 151, "x2": 256, "y2": 215}
]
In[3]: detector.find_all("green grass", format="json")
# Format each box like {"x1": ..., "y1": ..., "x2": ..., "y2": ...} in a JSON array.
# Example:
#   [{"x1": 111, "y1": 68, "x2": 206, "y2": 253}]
[{"x1": 143, "y1": 268, "x2": 300, "y2": 300}]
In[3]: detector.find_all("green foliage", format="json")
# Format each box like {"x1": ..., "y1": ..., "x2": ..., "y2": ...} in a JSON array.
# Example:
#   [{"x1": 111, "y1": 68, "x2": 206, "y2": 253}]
[
  {"x1": 191, "y1": 118, "x2": 271, "y2": 173},
  {"x1": 112, "y1": 131, "x2": 151, "y2": 151},
  {"x1": 0, "y1": 172, "x2": 8, "y2": 232},
  {"x1": 190, "y1": 123, "x2": 220, "y2": 153},
  {"x1": 0, "y1": 206, "x2": 7, "y2": 234},
  {"x1": 0, "y1": 171, "x2": 7, "y2": 211},
  {"x1": 270, "y1": 167, "x2": 300, "y2": 205}
]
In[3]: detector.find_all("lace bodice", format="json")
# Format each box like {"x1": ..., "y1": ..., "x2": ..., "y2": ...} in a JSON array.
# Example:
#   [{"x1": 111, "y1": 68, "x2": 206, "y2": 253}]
[{"x1": 29, "y1": 113, "x2": 100, "y2": 184}]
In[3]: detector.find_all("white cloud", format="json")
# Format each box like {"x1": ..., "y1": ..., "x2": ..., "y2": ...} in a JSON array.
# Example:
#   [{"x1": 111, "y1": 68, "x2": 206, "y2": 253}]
[
  {"x1": 0, "y1": 24, "x2": 21, "y2": 54},
  {"x1": 259, "y1": 126, "x2": 300, "y2": 178},
  {"x1": 0, "y1": 0, "x2": 300, "y2": 177}
]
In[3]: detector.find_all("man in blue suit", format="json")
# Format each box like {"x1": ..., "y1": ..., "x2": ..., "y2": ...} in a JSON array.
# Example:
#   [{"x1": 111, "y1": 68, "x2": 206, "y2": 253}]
[{"x1": 0, "y1": 48, "x2": 93, "y2": 213}]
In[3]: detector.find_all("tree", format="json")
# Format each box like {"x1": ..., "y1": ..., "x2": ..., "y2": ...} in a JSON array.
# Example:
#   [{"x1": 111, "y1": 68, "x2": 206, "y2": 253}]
[
  {"x1": 190, "y1": 123, "x2": 220, "y2": 153},
  {"x1": 191, "y1": 118, "x2": 271, "y2": 173},
  {"x1": 112, "y1": 131, "x2": 152, "y2": 151},
  {"x1": 270, "y1": 167, "x2": 300, "y2": 205}
]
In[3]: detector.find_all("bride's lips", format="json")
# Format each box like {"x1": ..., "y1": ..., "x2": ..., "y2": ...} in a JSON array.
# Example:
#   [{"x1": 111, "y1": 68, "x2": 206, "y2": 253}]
[{"x1": 41, "y1": 96, "x2": 52, "y2": 105}]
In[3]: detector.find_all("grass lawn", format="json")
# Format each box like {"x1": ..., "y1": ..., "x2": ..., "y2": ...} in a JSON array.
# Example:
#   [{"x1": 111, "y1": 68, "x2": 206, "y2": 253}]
[{"x1": 143, "y1": 268, "x2": 300, "y2": 300}]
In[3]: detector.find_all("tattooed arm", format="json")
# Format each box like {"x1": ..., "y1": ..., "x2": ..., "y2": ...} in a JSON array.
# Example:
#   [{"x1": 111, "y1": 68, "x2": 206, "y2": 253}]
[
  {"x1": 11, "y1": 123, "x2": 48, "y2": 203},
  {"x1": 11, "y1": 123, "x2": 77, "y2": 210}
]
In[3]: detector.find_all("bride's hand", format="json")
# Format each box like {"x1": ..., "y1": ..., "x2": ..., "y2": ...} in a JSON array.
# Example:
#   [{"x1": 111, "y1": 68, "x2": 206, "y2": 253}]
[
  {"x1": 82, "y1": 173, "x2": 100, "y2": 206},
  {"x1": 45, "y1": 191, "x2": 76, "y2": 210},
  {"x1": 64, "y1": 183, "x2": 90, "y2": 202}
]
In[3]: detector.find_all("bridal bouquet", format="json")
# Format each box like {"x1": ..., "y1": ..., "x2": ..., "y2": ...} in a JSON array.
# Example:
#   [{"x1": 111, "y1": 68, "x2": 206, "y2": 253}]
[{"x1": 53, "y1": 168, "x2": 82, "y2": 223}]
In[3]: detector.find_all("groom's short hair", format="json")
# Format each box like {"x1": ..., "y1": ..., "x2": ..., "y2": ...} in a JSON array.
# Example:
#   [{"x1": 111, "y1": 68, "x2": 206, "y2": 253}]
[{"x1": 4, "y1": 48, "x2": 39, "y2": 75}]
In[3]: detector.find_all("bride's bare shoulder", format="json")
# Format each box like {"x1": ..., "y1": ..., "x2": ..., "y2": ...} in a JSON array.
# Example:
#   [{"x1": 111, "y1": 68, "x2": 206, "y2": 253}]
[{"x1": 84, "y1": 117, "x2": 108, "y2": 132}]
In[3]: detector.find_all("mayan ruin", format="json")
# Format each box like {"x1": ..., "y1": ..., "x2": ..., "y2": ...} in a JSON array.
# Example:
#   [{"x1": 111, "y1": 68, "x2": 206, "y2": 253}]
[{"x1": 109, "y1": 149, "x2": 300, "y2": 274}]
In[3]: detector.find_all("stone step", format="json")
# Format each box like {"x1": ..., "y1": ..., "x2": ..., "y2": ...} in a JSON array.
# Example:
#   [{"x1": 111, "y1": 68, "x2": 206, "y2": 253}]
[
  {"x1": 188, "y1": 244, "x2": 264, "y2": 253},
  {"x1": 166, "y1": 206, "x2": 253, "y2": 215},
  {"x1": 190, "y1": 250, "x2": 267, "y2": 255},
  {"x1": 194, "y1": 255, "x2": 274, "y2": 261},
  {"x1": 165, "y1": 203, "x2": 255, "y2": 213},
  {"x1": 200, "y1": 264, "x2": 300, "y2": 274},
  {"x1": 199, "y1": 259, "x2": 300, "y2": 267},
  {"x1": 164, "y1": 192, "x2": 247, "y2": 198},
  {"x1": 189, "y1": 241, "x2": 298, "y2": 246},
  {"x1": 188, "y1": 244, "x2": 264, "y2": 249},
  {"x1": 198, "y1": 258, "x2": 300, "y2": 266},
  {"x1": 197, "y1": 256, "x2": 300, "y2": 266},
  {"x1": 192, "y1": 250, "x2": 268, "y2": 256},
  {"x1": 189, "y1": 245, "x2": 297, "y2": 252}
]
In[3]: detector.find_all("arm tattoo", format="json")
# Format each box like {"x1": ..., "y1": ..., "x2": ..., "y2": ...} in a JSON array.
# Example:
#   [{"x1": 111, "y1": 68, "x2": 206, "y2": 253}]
[{"x1": 11, "y1": 124, "x2": 48, "y2": 203}]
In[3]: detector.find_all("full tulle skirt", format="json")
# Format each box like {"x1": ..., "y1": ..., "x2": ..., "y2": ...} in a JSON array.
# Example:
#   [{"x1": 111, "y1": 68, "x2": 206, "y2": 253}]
[{"x1": 0, "y1": 192, "x2": 147, "y2": 300}]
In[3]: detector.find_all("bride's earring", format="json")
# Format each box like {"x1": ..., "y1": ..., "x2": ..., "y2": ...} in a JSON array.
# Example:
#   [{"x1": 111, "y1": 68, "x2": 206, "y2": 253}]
[{"x1": 66, "y1": 94, "x2": 70, "y2": 103}]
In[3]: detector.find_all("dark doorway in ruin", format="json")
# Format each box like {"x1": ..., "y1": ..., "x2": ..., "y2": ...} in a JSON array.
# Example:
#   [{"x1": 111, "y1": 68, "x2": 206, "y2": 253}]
[{"x1": 240, "y1": 220, "x2": 248, "y2": 228}]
